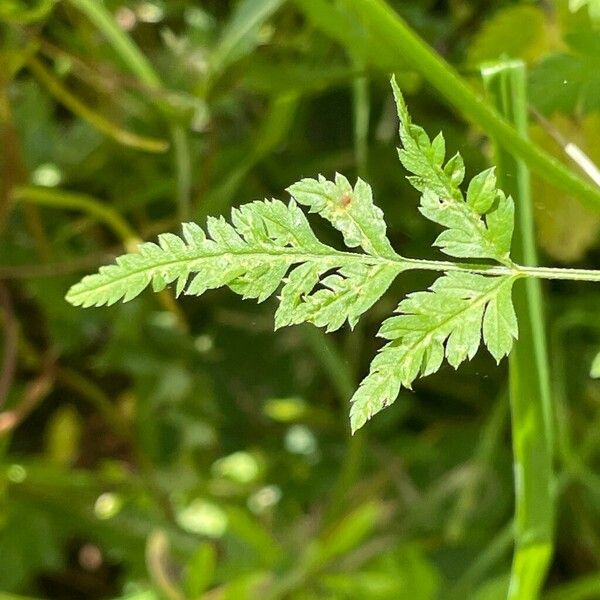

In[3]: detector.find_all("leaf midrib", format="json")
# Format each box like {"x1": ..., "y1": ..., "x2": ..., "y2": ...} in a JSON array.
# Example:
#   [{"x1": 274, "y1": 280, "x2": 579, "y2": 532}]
[{"x1": 67, "y1": 244, "x2": 398, "y2": 303}]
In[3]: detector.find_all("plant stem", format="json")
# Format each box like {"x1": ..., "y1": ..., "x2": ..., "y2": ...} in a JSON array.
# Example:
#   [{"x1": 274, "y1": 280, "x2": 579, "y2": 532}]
[
  {"x1": 483, "y1": 60, "x2": 554, "y2": 600},
  {"x1": 402, "y1": 258, "x2": 600, "y2": 283},
  {"x1": 352, "y1": 67, "x2": 369, "y2": 179},
  {"x1": 68, "y1": 0, "x2": 160, "y2": 87},
  {"x1": 510, "y1": 265, "x2": 600, "y2": 282},
  {"x1": 68, "y1": 0, "x2": 192, "y2": 219},
  {"x1": 27, "y1": 56, "x2": 169, "y2": 153},
  {"x1": 12, "y1": 185, "x2": 140, "y2": 250},
  {"x1": 346, "y1": 0, "x2": 600, "y2": 213},
  {"x1": 13, "y1": 185, "x2": 187, "y2": 329}
]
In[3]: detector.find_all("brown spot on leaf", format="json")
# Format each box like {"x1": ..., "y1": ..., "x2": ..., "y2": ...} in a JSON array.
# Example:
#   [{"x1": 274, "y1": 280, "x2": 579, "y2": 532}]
[{"x1": 340, "y1": 193, "x2": 352, "y2": 208}]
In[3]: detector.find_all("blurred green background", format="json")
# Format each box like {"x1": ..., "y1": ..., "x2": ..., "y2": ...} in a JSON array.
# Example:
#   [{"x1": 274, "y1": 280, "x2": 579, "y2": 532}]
[{"x1": 2, "y1": 0, "x2": 600, "y2": 598}]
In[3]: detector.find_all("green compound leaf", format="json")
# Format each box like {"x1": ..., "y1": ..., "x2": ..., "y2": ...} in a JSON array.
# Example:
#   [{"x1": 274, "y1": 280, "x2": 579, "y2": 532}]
[
  {"x1": 392, "y1": 76, "x2": 514, "y2": 266},
  {"x1": 350, "y1": 272, "x2": 518, "y2": 432},
  {"x1": 66, "y1": 199, "x2": 329, "y2": 308},
  {"x1": 66, "y1": 193, "x2": 403, "y2": 333},
  {"x1": 67, "y1": 79, "x2": 533, "y2": 433}
]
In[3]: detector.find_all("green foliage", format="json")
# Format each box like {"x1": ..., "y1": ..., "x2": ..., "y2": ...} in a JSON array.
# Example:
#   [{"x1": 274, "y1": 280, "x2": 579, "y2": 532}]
[
  {"x1": 69, "y1": 74, "x2": 600, "y2": 436},
  {"x1": 530, "y1": 115, "x2": 600, "y2": 262},
  {"x1": 69, "y1": 80, "x2": 527, "y2": 433},
  {"x1": 392, "y1": 78, "x2": 515, "y2": 265},
  {"x1": 211, "y1": 0, "x2": 286, "y2": 74},
  {"x1": 590, "y1": 351, "x2": 600, "y2": 378},
  {"x1": 350, "y1": 272, "x2": 518, "y2": 431},
  {"x1": 67, "y1": 200, "x2": 336, "y2": 306},
  {"x1": 322, "y1": 544, "x2": 441, "y2": 600},
  {"x1": 348, "y1": 79, "x2": 522, "y2": 431},
  {"x1": 5, "y1": 2, "x2": 600, "y2": 598},
  {"x1": 184, "y1": 543, "x2": 217, "y2": 597},
  {"x1": 287, "y1": 174, "x2": 395, "y2": 257},
  {"x1": 0, "y1": 0, "x2": 56, "y2": 24},
  {"x1": 67, "y1": 195, "x2": 403, "y2": 333},
  {"x1": 529, "y1": 51, "x2": 600, "y2": 115}
]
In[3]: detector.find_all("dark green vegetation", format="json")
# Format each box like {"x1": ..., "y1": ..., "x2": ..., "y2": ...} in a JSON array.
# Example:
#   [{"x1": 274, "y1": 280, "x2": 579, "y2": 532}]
[{"x1": 2, "y1": 1, "x2": 600, "y2": 599}]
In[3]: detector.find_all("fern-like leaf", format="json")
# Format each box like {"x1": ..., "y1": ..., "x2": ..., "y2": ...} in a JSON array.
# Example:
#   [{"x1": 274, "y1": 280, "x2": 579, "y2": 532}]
[
  {"x1": 66, "y1": 200, "x2": 328, "y2": 307},
  {"x1": 348, "y1": 80, "x2": 521, "y2": 432},
  {"x1": 392, "y1": 77, "x2": 514, "y2": 266},
  {"x1": 67, "y1": 80, "x2": 528, "y2": 434},
  {"x1": 350, "y1": 271, "x2": 518, "y2": 432},
  {"x1": 66, "y1": 187, "x2": 404, "y2": 333}
]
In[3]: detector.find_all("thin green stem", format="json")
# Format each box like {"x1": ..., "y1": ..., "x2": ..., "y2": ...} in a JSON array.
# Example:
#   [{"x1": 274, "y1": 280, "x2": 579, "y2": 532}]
[
  {"x1": 449, "y1": 521, "x2": 514, "y2": 600},
  {"x1": 511, "y1": 265, "x2": 600, "y2": 283},
  {"x1": 68, "y1": 0, "x2": 192, "y2": 219},
  {"x1": 403, "y1": 258, "x2": 600, "y2": 283},
  {"x1": 68, "y1": 0, "x2": 161, "y2": 88},
  {"x1": 12, "y1": 185, "x2": 139, "y2": 250},
  {"x1": 27, "y1": 56, "x2": 169, "y2": 153},
  {"x1": 483, "y1": 60, "x2": 554, "y2": 600},
  {"x1": 171, "y1": 124, "x2": 192, "y2": 220},
  {"x1": 352, "y1": 69, "x2": 369, "y2": 179},
  {"x1": 347, "y1": 0, "x2": 600, "y2": 213}
]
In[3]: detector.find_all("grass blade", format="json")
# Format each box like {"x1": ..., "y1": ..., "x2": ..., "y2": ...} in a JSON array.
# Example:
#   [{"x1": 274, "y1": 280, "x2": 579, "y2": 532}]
[
  {"x1": 482, "y1": 60, "x2": 554, "y2": 600},
  {"x1": 343, "y1": 0, "x2": 600, "y2": 214},
  {"x1": 27, "y1": 57, "x2": 169, "y2": 154},
  {"x1": 211, "y1": 0, "x2": 286, "y2": 75},
  {"x1": 68, "y1": 0, "x2": 191, "y2": 219},
  {"x1": 11, "y1": 185, "x2": 139, "y2": 250}
]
